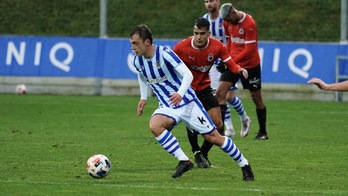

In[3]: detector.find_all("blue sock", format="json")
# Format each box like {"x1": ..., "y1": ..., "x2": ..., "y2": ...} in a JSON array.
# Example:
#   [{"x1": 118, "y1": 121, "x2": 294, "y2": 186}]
[
  {"x1": 229, "y1": 96, "x2": 247, "y2": 119},
  {"x1": 220, "y1": 136, "x2": 248, "y2": 167},
  {"x1": 156, "y1": 130, "x2": 189, "y2": 161}
]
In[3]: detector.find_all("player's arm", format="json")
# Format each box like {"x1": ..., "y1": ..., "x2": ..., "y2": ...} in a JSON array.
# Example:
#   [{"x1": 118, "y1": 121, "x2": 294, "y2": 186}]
[
  {"x1": 308, "y1": 78, "x2": 348, "y2": 91},
  {"x1": 233, "y1": 23, "x2": 257, "y2": 63},
  {"x1": 137, "y1": 73, "x2": 148, "y2": 116},
  {"x1": 223, "y1": 21, "x2": 232, "y2": 53},
  {"x1": 169, "y1": 62, "x2": 194, "y2": 106},
  {"x1": 233, "y1": 42, "x2": 256, "y2": 63},
  {"x1": 220, "y1": 46, "x2": 248, "y2": 79},
  {"x1": 175, "y1": 62, "x2": 193, "y2": 96}
]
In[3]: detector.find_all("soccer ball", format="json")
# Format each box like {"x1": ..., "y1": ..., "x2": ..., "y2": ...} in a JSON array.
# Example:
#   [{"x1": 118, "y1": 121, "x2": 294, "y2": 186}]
[
  {"x1": 86, "y1": 154, "x2": 111, "y2": 178},
  {"x1": 16, "y1": 84, "x2": 26, "y2": 95}
]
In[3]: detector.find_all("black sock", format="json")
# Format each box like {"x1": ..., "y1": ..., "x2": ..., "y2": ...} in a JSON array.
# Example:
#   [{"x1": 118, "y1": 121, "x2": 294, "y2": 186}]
[
  {"x1": 218, "y1": 104, "x2": 227, "y2": 135},
  {"x1": 219, "y1": 104, "x2": 227, "y2": 125},
  {"x1": 256, "y1": 107, "x2": 267, "y2": 134},
  {"x1": 186, "y1": 127, "x2": 200, "y2": 153},
  {"x1": 200, "y1": 139, "x2": 213, "y2": 158}
]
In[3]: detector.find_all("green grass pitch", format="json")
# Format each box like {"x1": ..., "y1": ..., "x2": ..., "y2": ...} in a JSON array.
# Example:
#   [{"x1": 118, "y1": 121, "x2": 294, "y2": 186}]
[{"x1": 0, "y1": 94, "x2": 347, "y2": 195}]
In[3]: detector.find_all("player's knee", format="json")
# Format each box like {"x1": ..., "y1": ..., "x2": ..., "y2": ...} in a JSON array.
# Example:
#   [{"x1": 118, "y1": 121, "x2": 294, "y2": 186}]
[
  {"x1": 215, "y1": 121, "x2": 224, "y2": 132},
  {"x1": 149, "y1": 124, "x2": 165, "y2": 137},
  {"x1": 203, "y1": 130, "x2": 224, "y2": 146},
  {"x1": 216, "y1": 90, "x2": 226, "y2": 102},
  {"x1": 149, "y1": 118, "x2": 165, "y2": 136}
]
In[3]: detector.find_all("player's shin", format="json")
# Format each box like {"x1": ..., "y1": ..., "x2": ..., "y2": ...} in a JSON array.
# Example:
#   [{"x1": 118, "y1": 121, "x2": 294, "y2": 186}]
[
  {"x1": 256, "y1": 107, "x2": 267, "y2": 133},
  {"x1": 219, "y1": 104, "x2": 228, "y2": 125},
  {"x1": 220, "y1": 136, "x2": 248, "y2": 167},
  {"x1": 200, "y1": 140, "x2": 214, "y2": 158},
  {"x1": 156, "y1": 130, "x2": 189, "y2": 161},
  {"x1": 186, "y1": 127, "x2": 200, "y2": 153}
]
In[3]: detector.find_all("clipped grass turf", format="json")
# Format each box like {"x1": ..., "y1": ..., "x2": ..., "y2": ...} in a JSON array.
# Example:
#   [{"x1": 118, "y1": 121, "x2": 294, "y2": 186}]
[{"x1": 0, "y1": 94, "x2": 347, "y2": 195}]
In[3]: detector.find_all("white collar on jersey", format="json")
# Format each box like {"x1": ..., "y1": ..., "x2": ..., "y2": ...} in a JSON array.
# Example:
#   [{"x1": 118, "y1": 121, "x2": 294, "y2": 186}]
[
  {"x1": 190, "y1": 36, "x2": 210, "y2": 50},
  {"x1": 238, "y1": 12, "x2": 246, "y2": 23}
]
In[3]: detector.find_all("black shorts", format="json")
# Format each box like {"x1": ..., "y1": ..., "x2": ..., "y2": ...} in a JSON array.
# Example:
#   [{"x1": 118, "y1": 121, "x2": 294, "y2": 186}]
[
  {"x1": 195, "y1": 87, "x2": 219, "y2": 111},
  {"x1": 220, "y1": 64, "x2": 262, "y2": 91}
]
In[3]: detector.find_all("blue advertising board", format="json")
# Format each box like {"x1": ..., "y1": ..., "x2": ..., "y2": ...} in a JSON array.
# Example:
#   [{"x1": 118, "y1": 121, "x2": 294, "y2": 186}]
[{"x1": 0, "y1": 36, "x2": 347, "y2": 84}]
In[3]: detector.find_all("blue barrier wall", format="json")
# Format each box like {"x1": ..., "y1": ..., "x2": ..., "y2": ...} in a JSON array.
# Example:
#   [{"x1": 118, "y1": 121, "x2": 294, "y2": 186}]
[{"x1": 1, "y1": 36, "x2": 347, "y2": 84}]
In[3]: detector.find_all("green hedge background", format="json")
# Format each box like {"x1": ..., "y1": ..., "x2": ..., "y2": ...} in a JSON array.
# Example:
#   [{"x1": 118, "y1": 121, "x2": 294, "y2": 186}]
[{"x1": 0, "y1": 0, "x2": 343, "y2": 41}]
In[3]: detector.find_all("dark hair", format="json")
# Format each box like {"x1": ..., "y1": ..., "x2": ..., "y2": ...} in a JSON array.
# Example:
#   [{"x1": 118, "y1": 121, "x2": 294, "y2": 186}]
[
  {"x1": 129, "y1": 24, "x2": 153, "y2": 44},
  {"x1": 194, "y1": 18, "x2": 210, "y2": 30}
]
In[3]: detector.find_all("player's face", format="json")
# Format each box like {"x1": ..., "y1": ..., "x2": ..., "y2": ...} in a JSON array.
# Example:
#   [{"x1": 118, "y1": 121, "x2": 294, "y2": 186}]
[
  {"x1": 130, "y1": 34, "x2": 149, "y2": 56},
  {"x1": 205, "y1": 0, "x2": 219, "y2": 13},
  {"x1": 193, "y1": 26, "x2": 210, "y2": 49}
]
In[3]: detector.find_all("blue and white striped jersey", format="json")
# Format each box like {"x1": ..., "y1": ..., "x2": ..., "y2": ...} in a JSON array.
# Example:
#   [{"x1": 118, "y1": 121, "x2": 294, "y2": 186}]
[
  {"x1": 203, "y1": 13, "x2": 228, "y2": 44},
  {"x1": 133, "y1": 45, "x2": 197, "y2": 108}
]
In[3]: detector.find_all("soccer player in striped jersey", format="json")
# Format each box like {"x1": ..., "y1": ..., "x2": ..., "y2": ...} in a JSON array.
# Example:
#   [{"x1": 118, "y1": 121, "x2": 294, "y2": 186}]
[
  {"x1": 203, "y1": 0, "x2": 251, "y2": 138},
  {"x1": 173, "y1": 17, "x2": 250, "y2": 169},
  {"x1": 130, "y1": 24, "x2": 254, "y2": 181},
  {"x1": 219, "y1": 3, "x2": 268, "y2": 140}
]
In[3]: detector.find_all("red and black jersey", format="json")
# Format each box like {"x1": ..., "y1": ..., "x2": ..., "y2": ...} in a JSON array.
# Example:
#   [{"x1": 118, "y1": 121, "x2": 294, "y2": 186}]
[
  {"x1": 223, "y1": 12, "x2": 260, "y2": 68},
  {"x1": 173, "y1": 37, "x2": 240, "y2": 91}
]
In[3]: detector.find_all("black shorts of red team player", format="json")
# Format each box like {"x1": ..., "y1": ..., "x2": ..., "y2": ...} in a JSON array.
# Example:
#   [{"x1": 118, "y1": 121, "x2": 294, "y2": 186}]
[
  {"x1": 195, "y1": 87, "x2": 219, "y2": 111},
  {"x1": 220, "y1": 64, "x2": 262, "y2": 91}
]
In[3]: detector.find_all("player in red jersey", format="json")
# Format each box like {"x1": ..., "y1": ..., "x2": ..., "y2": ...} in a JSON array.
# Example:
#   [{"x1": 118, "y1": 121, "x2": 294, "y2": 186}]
[
  {"x1": 218, "y1": 3, "x2": 268, "y2": 140},
  {"x1": 204, "y1": 0, "x2": 251, "y2": 139},
  {"x1": 173, "y1": 17, "x2": 248, "y2": 168}
]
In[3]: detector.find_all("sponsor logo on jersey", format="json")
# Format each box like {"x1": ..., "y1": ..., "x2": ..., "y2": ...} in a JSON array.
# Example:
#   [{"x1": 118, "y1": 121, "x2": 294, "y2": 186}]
[
  {"x1": 147, "y1": 76, "x2": 168, "y2": 84},
  {"x1": 231, "y1": 37, "x2": 245, "y2": 44},
  {"x1": 191, "y1": 65, "x2": 211, "y2": 72}
]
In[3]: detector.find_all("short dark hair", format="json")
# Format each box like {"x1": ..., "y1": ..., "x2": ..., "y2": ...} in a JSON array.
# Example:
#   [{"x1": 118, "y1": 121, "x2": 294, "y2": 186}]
[
  {"x1": 194, "y1": 18, "x2": 210, "y2": 30},
  {"x1": 129, "y1": 24, "x2": 153, "y2": 44}
]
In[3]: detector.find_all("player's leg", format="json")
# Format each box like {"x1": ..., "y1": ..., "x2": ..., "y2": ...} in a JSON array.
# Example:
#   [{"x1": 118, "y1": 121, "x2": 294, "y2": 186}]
[
  {"x1": 226, "y1": 90, "x2": 251, "y2": 137},
  {"x1": 197, "y1": 88, "x2": 223, "y2": 167},
  {"x1": 250, "y1": 89, "x2": 268, "y2": 140},
  {"x1": 200, "y1": 105, "x2": 223, "y2": 166},
  {"x1": 150, "y1": 109, "x2": 193, "y2": 178},
  {"x1": 216, "y1": 81, "x2": 232, "y2": 124},
  {"x1": 186, "y1": 127, "x2": 200, "y2": 153},
  {"x1": 186, "y1": 127, "x2": 210, "y2": 168},
  {"x1": 150, "y1": 114, "x2": 190, "y2": 160},
  {"x1": 186, "y1": 100, "x2": 254, "y2": 181},
  {"x1": 244, "y1": 65, "x2": 268, "y2": 140},
  {"x1": 224, "y1": 105, "x2": 236, "y2": 137},
  {"x1": 202, "y1": 131, "x2": 254, "y2": 181},
  {"x1": 216, "y1": 70, "x2": 239, "y2": 126}
]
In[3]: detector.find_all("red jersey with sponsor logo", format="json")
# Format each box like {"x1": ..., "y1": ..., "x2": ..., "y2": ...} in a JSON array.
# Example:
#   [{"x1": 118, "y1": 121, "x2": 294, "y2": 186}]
[
  {"x1": 173, "y1": 37, "x2": 241, "y2": 91},
  {"x1": 223, "y1": 12, "x2": 260, "y2": 68}
]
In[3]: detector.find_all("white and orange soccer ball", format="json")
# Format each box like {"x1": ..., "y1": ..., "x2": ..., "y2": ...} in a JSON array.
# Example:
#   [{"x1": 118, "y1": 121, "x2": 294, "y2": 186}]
[
  {"x1": 86, "y1": 154, "x2": 111, "y2": 178},
  {"x1": 16, "y1": 84, "x2": 26, "y2": 95}
]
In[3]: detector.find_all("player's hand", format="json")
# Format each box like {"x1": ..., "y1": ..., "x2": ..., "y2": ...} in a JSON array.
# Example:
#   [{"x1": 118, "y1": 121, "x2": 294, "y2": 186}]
[
  {"x1": 238, "y1": 68, "x2": 248, "y2": 79},
  {"x1": 216, "y1": 61, "x2": 227, "y2": 73},
  {"x1": 307, "y1": 78, "x2": 328, "y2": 90},
  {"x1": 169, "y1": 93, "x2": 182, "y2": 107},
  {"x1": 137, "y1": 99, "x2": 147, "y2": 116}
]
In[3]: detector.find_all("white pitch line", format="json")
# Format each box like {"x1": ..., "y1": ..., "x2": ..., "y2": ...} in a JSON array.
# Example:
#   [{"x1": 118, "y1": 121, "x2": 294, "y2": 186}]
[{"x1": 0, "y1": 180, "x2": 346, "y2": 195}]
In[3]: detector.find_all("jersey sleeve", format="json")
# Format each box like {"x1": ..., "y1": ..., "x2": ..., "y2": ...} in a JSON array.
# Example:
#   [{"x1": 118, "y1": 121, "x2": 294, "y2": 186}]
[
  {"x1": 174, "y1": 62, "x2": 193, "y2": 97},
  {"x1": 162, "y1": 47, "x2": 182, "y2": 68},
  {"x1": 219, "y1": 44, "x2": 241, "y2": 74}
]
